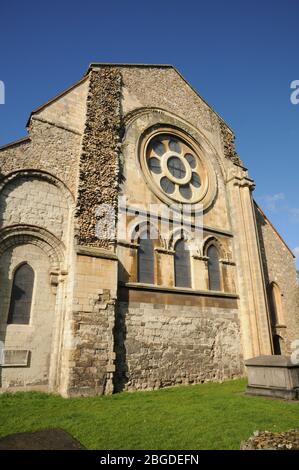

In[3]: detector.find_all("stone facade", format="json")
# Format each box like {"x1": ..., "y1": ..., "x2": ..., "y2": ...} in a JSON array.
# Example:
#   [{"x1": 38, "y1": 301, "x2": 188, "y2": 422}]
[{"x1": 0, "y1": 64, "x2": 298, "y2": 396}]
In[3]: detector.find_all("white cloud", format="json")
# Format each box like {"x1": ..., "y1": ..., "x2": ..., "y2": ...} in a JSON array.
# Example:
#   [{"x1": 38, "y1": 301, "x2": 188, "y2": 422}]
[
  {"x1": 258, "y1": 194, "x2": 299, "y2": 222},
  {"x1": 263, "y1": 193, "x2": 285, "y2": 212}
]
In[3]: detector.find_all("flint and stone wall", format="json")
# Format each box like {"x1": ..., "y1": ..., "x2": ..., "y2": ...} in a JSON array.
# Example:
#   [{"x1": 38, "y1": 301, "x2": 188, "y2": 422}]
[{"x1": 255, "y1": 204, "x2": 299, "y2": 352}]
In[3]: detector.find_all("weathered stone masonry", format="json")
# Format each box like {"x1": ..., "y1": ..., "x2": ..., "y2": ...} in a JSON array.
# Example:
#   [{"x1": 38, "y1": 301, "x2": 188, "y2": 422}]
[
  {"x1": 114, "y1": 298, "x2": 243, "y2": 392},
  {"x1": 76, "y1": 68, "x2": 122, "y2": 248},
  {"x1": 0, "y1": 64, "x2": 298, "y2": 397},
  {"x1": 219, "y1": 120, "x2": 243, "y2": 167},
  {"x1": 255, "y1": 204, "x2": 299, "y2": 353}
]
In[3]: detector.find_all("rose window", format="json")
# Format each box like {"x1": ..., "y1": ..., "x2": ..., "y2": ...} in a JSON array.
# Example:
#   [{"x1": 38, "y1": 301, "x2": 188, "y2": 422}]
[{"x1": 144, "y1": 133, "x2": 206, "y2": 204}]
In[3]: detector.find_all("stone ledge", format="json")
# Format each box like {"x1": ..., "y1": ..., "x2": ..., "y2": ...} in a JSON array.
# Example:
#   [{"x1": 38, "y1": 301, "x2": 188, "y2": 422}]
[
  {"x1": 154, "y1": 247, "x2": 175, "y2": 254},
  {"x1": 117, "y1": 240, "x2": 139, "y2": 249},
  {"x1": 77, "y1": 245, "x2": 118, "y2": 260},
  {"x1": 120, "y1": 282, "x2": 239, "y2": 299},
  {"x1": 192, "y1": 255, "x2": 209, "y2": 261},
  {"x1": 245, "y1": 355, "x2": 299, "y2": 368}
]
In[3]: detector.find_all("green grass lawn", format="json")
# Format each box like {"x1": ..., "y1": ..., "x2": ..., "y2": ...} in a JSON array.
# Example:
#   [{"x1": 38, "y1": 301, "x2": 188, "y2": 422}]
[{"x1": 0, "y1": 379, "x2": 298, "y2": 450}]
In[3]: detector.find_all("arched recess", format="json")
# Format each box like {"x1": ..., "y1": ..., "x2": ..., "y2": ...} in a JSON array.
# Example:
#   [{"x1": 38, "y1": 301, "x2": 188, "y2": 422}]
[
  {"x1": 169, "y1": 227, "x2": 194, "y2": 250},
  {"x1": 0, "y1": 224, "x2": 66, "y2": 392},
  {"x1": 269, "y1": 282, "x2": 286, "y2": 355},
  {"x1": 174, "y1": 237, "x2": 191, "y2": 288},
  {"x1": 135, "y1": 222, "x2": 158, "y2": 284},
  {"x1": 269, "y1": 282, "x2": 285, "y2": 326},
  {"x1": 207, "y1": 245, "x2": 221, "y2": 291},
  {"x1": 0, "y1": 170, "x2": 75, "y2": 244},
  {"x1": 138, "y1": 236, "x2": 155, "y2": 284},
  {"x1": 129, "y1": 219, "x2": 159, "y2": 246},
  {"x1": 202, "y1": 236, "x2": 225, "y2": 258},
  {"x1": 203, "y1": 237, "x2": 222, "y2": 291},
  {"x1": 273, "y1": 334, "x2": 283, "y2": 355},
  {"x1": 0, "y1": 224, "x2": 65, "y2": 272},
  {"x1": 0, "y1": 169, "x2": 75, "y2": 206}
]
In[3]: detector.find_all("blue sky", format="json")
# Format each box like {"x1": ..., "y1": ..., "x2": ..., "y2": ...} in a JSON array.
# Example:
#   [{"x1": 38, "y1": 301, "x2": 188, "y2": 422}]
[{"x1": 0, "y1": 0, "x2": 298, "y2": 266}]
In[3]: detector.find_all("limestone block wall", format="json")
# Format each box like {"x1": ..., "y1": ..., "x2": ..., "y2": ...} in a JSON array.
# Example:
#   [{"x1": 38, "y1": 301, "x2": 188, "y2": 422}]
[
  {"x1": 115, "y1": 295, "x2": 243, "y2": 391},
  {"x1": 0, "y1": 176, "x2": 69, "y2": 242},
  {"x1": 255, "y1": 204, "x2": 299, "y2": 352},
  {"x1": 62, "y1": 251, "x2": 118, "y2": 396},
  {"x1": 32, "y1": 77, "x2": 89, "y2": 134}
]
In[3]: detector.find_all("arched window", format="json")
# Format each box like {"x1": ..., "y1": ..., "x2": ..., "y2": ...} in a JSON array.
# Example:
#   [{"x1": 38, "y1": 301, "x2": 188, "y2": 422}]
[
  {"x1": 207, "y1": 245, "x2": 221, "y2": 291},
  {"x1": 7, "y1": 263, "x2": 34, "y2": 324},
  {"x1": 174, "y1": 239, "x2": 191, "y2": 288},
  {"x1": 138, "y1": 233, "x2": 154, "y2": 284}
]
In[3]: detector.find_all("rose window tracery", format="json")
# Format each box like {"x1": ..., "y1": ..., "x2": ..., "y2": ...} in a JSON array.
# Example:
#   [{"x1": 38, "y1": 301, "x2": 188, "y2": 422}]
[{"x1": 144, "y1": 133, "x2": 206, "y2": 204}]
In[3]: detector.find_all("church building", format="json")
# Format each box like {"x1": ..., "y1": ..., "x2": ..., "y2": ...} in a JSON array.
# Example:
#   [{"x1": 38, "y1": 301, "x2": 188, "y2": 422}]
[{"x1": 0, "y1": 64, "x2": 298, "y2": 396}]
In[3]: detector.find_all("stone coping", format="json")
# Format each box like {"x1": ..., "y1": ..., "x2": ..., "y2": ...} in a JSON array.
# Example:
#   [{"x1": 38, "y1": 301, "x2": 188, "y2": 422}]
[
  {"x1": 245, "y1": 355, "x2": 299, "y2": 368},
  {"x1": 120, "y1": 282, "x2": 239, "y2": 299},
  {"x1": 77, "y1": 245, "x2": 118, "y2": 260}
]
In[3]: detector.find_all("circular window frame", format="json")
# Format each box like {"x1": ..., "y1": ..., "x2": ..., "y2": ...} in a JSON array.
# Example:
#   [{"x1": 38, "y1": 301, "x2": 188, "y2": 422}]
[{"x1": 139, "y1": 127, "x2": 214, "y2": 207}]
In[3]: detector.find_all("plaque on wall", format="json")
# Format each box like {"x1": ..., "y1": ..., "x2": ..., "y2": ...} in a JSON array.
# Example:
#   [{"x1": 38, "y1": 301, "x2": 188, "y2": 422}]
[{"x1": 1, "y1": 350, "x2": 30, "y2": 367}]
